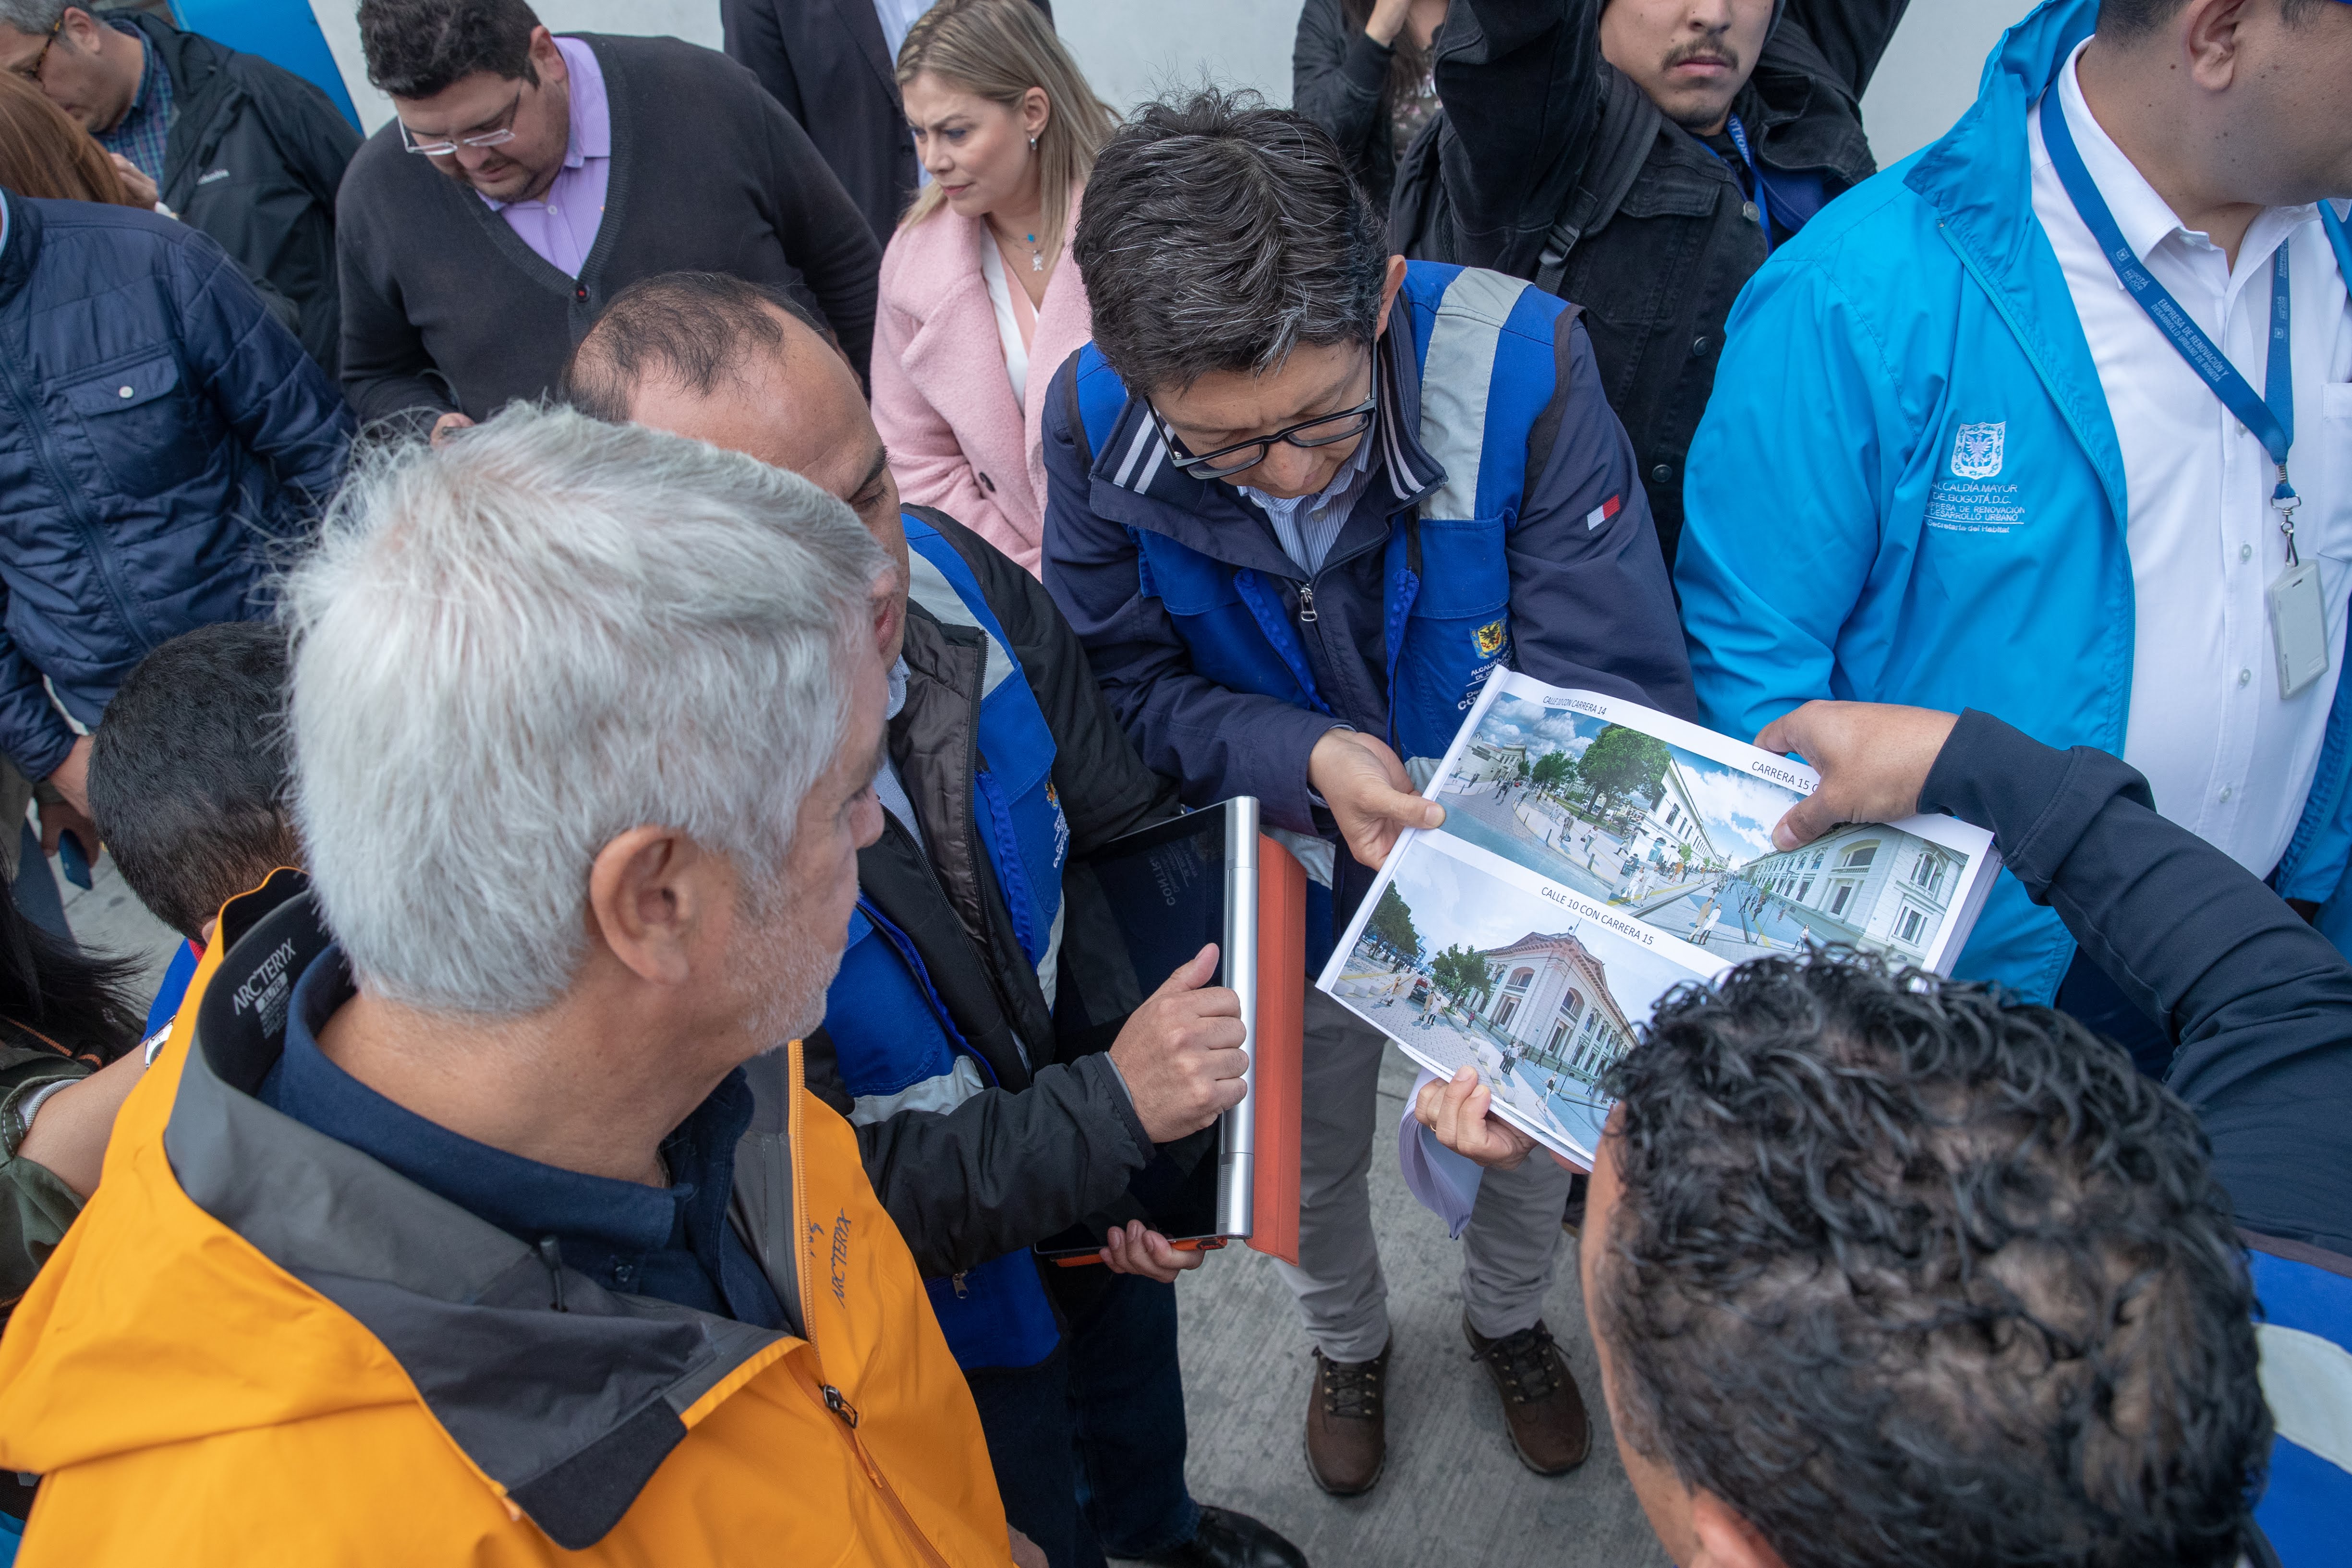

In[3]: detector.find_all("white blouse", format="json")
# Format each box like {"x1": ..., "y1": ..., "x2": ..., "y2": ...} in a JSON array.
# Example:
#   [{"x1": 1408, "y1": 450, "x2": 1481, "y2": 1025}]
[{"x1": 977, "y1": 234, "x2": 1039, "y2": 405}]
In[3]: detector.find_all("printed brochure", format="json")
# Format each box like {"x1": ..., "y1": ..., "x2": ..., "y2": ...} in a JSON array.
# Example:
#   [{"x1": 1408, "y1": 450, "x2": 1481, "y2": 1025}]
[{"x1": 1317, "y1": 672, "x2": 2002, "y2": 1165}]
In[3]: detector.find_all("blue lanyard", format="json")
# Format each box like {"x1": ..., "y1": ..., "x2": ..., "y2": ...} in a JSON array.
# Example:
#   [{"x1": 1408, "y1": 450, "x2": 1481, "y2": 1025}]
[
  {"x1": 2038, "y1": 86, "x2": 2316, "y2": 557},
  {"x1": 1724, "y1": 113, "x2": 1770, "y2": 254},
  {"x1": 2325, "y1": 201, "x2": 2352, "y2": 303}
]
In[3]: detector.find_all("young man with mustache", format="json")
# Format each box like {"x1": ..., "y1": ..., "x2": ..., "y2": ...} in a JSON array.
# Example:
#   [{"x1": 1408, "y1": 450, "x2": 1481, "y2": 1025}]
[{"x1": 1392, "y1": 0, "x2": 1912, "y2": 564}]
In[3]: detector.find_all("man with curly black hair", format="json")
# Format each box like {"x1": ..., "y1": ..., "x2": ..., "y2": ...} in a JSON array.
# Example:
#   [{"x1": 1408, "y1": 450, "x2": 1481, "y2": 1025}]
[
  {"x1": 1418, "y1": 698, "x2": 2352, "y2": 1564},
  {"x1": 1590, "y1": 958, "x2": 2268, "y2": 1568}
]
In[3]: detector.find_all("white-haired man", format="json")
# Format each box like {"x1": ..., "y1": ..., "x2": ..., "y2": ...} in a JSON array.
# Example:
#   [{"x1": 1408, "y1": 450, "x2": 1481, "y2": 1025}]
[
  {"x1": 0, "y1": 405, "x2": 1034, "y2": 1568},
  {"x1": 563, "y1": 271, "x2": 1303, "y2": 1568}
]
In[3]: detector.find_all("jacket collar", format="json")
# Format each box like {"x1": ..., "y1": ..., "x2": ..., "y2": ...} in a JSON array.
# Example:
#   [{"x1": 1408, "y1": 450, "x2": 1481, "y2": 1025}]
[
  {"x1": 827, "y1": 0, "x2": 898, "y2": 102},
  {"x1": 1086, "y1": 321, "x2": 1445, "y2": 581},
  {"x1": 123, "y1": 12, "x2": 216, "y2": 97},
  {"x1": 167, "y1": 874, "x2": 789, "y2": 1550},
  {"x1": 1902, "y1": 0, "x2": 2127, "y2": 526}
]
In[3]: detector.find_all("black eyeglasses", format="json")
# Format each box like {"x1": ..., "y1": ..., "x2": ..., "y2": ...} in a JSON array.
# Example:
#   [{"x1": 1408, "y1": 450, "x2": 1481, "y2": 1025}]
[
  {"x1": 7, "y1": 16, "x2": 62, "y2": 84},
  {"x1": 1148, "y1": 388, "x2": 1379, "y2": 481}
]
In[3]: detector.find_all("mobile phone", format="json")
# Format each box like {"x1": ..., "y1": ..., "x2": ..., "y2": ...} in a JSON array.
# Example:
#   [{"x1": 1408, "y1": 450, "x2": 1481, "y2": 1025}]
[{"x1": 57, "y1": 829, "x2": 93, "y2": 891}]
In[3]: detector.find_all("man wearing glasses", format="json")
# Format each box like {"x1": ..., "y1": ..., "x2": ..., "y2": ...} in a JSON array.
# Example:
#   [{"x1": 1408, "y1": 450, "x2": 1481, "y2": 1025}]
[
  {"x1": 1043, "y1": 91, "x2": 1690, "y2": 1498},
  {"x1": 0, "y1": 2, "x2": 360, "y2": 373},
  {"x1": 335, "y1": 0, "x2": 876, "y2": 437}
]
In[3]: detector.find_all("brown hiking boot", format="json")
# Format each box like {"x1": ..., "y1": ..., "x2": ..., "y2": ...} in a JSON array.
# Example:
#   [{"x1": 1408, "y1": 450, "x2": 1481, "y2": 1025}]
[
  {"x1": 1304, "y1": 1341, "x2": 1389, "y2": 1496},
  {"x1": 1465, "y1": 1315, "x2": 1589, "y2": 1475}
]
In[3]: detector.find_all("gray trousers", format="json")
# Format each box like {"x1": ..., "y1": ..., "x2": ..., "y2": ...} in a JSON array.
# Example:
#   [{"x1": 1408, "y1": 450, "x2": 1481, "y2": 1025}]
[{"x1": 1273, "y1": 988, "x2": 1573, "y2": 1363}]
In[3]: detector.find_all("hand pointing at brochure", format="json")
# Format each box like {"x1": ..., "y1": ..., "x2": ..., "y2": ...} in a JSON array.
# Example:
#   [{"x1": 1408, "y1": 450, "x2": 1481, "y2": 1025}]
[{"x1": 1755, "y1": 702, "x2": 1962, "y2": 851}]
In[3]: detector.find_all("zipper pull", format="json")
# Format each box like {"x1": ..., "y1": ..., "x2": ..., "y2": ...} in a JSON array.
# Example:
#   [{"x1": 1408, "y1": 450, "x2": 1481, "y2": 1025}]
[
  {"x1": 535, "y1": 1237, "x2": 568, "y2": 1313},
  {"x1": 951, "y1": 1271, "x2": 970, "y2": 1299},
  {"x1": 823, "y1": 1385, "x2": 861, "y2": 1428},
  {"x1": 1297, "y1": 584, "x2": 1318, "y2": 624}
]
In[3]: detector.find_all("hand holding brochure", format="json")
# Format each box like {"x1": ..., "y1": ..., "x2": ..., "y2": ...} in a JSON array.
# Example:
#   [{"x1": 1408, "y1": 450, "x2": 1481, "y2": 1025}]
[{"x1": 1316, "y1": 673, "x2": 2000, "y2": 1167}]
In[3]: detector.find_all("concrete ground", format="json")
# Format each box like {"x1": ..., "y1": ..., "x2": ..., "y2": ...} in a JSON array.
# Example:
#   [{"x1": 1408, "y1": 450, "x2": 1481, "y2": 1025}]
[
  {"x1": 1148, "y1": 1045, "x2": 1668, "y2": 1568},
  {"x1": 54, "y1": 853, "x2": 1667, "y2": 1568},
  {"x1": 56, "y1": 846, "x2": 182, "y2": 998}
]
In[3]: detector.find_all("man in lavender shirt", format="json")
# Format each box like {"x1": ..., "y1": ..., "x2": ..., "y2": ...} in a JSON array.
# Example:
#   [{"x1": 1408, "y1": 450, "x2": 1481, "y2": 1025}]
[
  {"x1": 479, "y1": 33, "x2": 608, "y2": 282},
  {"x1": 337, "y1": 0, "x2": 878, "y2": 432}
]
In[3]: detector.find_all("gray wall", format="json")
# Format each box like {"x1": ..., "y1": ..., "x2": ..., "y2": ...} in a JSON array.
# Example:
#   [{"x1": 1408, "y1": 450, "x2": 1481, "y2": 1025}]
[
  {"x1": 314, "y1": 0, "x2": 2036, "y2": 175},
  {"x1": 1859, "y1": 0, "x2": 2032, "y2": 164}
]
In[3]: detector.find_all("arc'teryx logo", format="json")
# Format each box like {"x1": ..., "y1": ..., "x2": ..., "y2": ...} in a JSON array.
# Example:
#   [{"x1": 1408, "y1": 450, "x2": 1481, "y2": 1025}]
[{"x1": 1950, "y1": 422, "x2": 2006, "y2": 480}]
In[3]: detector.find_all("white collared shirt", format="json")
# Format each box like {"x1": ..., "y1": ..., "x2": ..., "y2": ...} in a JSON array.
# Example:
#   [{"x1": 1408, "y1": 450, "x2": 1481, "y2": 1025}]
[
  {"x1": 872, "y1": 0, "x2": 927, "y2": 61},
  {"x1": 2030, "y1": 38, "x2": 2352, "y2": 876}
]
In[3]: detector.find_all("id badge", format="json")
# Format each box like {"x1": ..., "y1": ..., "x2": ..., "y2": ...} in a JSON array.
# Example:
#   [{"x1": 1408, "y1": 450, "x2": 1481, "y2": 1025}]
[{"x1": 2269, "y1": 559, "x2": 2331, "y2": 700}]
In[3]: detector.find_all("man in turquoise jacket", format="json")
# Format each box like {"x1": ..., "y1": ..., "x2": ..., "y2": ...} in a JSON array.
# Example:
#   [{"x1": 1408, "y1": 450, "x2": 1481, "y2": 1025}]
[{"x1": 1675, "y1": 0, "x2": 2352, "y2": 1040}]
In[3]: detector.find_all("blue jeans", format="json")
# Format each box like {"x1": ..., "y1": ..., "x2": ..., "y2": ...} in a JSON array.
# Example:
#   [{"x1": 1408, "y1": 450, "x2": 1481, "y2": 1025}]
[{"x1": 965, "y1": 1270, "x2": 1201, "y2": 1568}]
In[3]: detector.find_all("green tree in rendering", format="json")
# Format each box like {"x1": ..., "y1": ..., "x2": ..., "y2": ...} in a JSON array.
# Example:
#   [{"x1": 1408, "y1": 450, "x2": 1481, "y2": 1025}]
[
  {"x1": 1367, "y1": 884, "x2": 1422, "y2": 965},
  {"x1": 1577, "y1": 725, "x2": 1672, "y2": 817},
  {"x1": 1529, "y1": 748, "x2": 1574, "y2": 799},
  {"x1": 1431, "y1": 944, "x2": 1495, "y2": 1011}
]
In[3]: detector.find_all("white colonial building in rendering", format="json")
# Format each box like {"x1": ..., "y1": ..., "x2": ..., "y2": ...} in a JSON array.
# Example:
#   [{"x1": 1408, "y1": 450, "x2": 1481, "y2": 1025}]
[
  {"x1": 1625, "y1": 758, "x2": 1722, "y2": 872},
  {"x1": 1450, "y1": 740, "x2": 1528, "y2": 789},
  {"x1": 1740, "y1": 824, "x2": 1958, "y2": 963},
  {"x1": 1475, "y1": 929, "x2": 1637, "y2": 1084}
]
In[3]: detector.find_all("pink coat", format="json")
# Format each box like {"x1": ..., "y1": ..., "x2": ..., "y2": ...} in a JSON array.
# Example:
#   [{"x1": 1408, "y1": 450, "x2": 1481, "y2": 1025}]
[{"x1": 870, "y1": 202, "x2": 1092, "y2": 575}]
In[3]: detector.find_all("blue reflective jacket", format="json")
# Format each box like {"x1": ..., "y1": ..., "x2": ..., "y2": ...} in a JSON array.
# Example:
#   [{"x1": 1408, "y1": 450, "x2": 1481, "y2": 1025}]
[
  {"x1": 1675, "y1": 0, "x2": 2352, "y2": 1000},
  {"x1": 818, "y1": 516, "x2": 1071, "y2": 1371},
  {"x1": 1044, "y1": 263, "x2": 1692, "y2": 954}
]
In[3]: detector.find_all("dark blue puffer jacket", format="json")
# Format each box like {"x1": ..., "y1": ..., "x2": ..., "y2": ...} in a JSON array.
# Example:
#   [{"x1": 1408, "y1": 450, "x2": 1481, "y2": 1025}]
[{"x1": 0, "y1": 190, "x2": 350, "y2": 781}]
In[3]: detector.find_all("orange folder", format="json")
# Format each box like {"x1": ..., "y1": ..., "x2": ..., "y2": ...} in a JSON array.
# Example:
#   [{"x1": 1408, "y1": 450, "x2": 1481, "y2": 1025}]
[{"x1": 1247, "y1": 835, "x2": 1305, "y2": 1266}]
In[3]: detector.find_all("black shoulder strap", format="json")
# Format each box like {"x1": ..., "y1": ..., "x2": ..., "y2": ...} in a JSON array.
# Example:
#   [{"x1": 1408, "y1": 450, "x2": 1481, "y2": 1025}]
[{"x1": 1533, "y1": 67, "x2": 1663, "y2": 297}]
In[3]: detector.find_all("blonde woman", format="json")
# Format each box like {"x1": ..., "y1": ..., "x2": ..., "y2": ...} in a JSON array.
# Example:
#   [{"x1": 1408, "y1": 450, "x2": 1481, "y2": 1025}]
[{"x1": 872, "y1": 0, "x2": 1113, "y2": 574}]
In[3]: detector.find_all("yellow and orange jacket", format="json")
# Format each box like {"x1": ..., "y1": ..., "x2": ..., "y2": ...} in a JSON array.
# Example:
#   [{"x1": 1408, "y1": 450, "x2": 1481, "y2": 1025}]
[{"x1": 0, "y1": 874, "x2": 1014, "y2": 1565}]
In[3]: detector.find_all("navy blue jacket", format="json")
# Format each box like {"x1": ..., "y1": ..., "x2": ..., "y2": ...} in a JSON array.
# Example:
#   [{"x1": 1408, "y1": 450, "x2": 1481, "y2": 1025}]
[
  {"x1": 1925, "y1": 713, "x2": 2352, "y2": 1258},
  {"x1": 0, "y1": 192, "x2": 349, "y2": 781},
  {"x1": 1043, "y1": 264, "x2": 1691, "y2": 943},
  {"x1": 1921, "y1": 712, "x2": 2352, "y2": 1556}
]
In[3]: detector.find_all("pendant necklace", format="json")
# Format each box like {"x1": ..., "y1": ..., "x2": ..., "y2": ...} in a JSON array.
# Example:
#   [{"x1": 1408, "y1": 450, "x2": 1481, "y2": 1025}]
[{"x1": 1024, "y1": 230, "x2": 1043, "y2": 272}]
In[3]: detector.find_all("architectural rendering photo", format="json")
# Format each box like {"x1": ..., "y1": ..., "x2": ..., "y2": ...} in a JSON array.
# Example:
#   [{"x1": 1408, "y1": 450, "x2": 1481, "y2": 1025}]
[
  {"x1": 1326, "y1": 839, "x2": 1719, "y2": 1160},
  {"x1": 1435, "y1": 692, "x2": 1963, "y2": 966}
]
